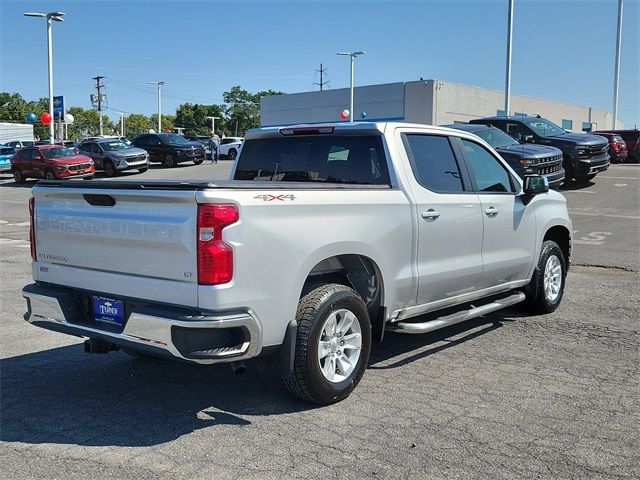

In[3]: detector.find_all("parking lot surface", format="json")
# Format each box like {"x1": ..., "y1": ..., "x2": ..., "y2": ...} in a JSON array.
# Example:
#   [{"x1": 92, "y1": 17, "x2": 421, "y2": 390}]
[{"x1": 1, "y1": 164, "x2": 638, "y2": 479}]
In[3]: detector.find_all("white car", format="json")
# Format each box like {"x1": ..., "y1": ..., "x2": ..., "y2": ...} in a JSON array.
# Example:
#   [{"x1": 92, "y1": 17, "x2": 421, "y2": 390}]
[{"x1": 217, "y1": 137, "x2": 243, "y2": 159}]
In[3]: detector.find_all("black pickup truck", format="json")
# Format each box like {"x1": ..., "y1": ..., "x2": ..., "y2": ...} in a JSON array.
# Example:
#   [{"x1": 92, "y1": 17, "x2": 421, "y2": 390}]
[
  {"x1": 470, "y1": 116, "x2": 609, "y2": 183},
  {"x1": 446, "y1": 123, "x2": 565, "y2": 189}
]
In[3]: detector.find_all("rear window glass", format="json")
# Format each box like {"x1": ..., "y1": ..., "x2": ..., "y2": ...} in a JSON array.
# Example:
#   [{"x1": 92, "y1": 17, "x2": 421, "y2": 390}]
[
  {"x1": 234, "y1": 135, "x2": 390, "y2": 185},
  {"x1": 0, "y1": 148, "x2": 14, "y2": 155}
]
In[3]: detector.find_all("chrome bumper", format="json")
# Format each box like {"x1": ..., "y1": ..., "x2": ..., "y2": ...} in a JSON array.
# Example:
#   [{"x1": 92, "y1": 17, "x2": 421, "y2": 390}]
[{"x1": 22, "y1": 283, "x2": 262, "y2": 364}]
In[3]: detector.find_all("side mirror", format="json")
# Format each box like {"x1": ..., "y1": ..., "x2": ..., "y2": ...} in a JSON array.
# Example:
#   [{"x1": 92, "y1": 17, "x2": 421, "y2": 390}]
[
  {"x1": 523, "y1": 175, "x2": 549, "y2": 201},
  {"x1": 522, "y1": 135, "x2": 534, "y2": 143}
]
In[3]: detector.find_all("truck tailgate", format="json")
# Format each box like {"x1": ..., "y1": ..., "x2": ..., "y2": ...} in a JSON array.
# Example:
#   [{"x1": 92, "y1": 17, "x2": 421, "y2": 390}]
[{"x1": 32, "y1": 183, "x2": 199, "y2": 307}]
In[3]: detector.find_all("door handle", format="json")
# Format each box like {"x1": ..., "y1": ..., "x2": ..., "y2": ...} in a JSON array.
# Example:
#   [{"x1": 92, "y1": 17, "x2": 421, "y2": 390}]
[
  {"x1": 421, "y1": 209, "x2": 441, "y2": 221},
  {"x1": 484, "y1": 207, "x2": 499, "y2": 217}
]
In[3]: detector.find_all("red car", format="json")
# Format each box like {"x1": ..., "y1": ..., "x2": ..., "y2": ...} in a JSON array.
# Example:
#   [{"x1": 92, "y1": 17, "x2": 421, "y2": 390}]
[
  {"x1": 592, "y1": 129, "x2": 639, "y2": 163},
  {"x1": 11, "y1": 144, "x2": 95, "y2": 183},
  {"x1": 591, "y1": 131, "x2": 628, "y2": 164}
]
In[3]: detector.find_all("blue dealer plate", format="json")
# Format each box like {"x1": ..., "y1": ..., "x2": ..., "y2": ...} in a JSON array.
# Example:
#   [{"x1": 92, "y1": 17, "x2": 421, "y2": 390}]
[{"x1": 92, "y1": 296, "x2": 124, "y2": 326}]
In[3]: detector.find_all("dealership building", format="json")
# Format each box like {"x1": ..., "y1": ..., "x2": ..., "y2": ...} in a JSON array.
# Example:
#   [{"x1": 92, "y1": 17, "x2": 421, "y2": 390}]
[{"x1": 260, "y1": 79, "x2": 622, "y2": 131}]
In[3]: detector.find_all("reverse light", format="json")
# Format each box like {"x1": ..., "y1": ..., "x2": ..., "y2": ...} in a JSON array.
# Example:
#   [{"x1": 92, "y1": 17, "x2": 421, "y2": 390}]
[
  {"x1": 29, "y1": 197, "x2": 36, "y2": 261},
  {"x1": 197, "y1": 204, "x2": 239, "y2": 285}
]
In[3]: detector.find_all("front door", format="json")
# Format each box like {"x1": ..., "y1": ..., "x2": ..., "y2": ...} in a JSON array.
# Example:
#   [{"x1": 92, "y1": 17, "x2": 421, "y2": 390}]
[
  {"x1": 401, "y1": 132, "x2": 484, "y2": 305},
  {"x1": 457, "y1": 138, "x2": 536, "y2": 288}
]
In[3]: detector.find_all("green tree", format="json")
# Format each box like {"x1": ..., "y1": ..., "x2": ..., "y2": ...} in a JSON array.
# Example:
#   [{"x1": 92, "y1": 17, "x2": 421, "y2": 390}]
[
  {"x1": 0, "y1": 92, "x2": 50, "y2": 140},
  {"x1": 122, "y1": 114, "x2": 151, "y2": 137},
  {"x1": 149, "y1": 114, "x2": 176, "y2": 133},
  {"x1": 175, "y1": 103, "x2": 227, "y2": 136},
  {"x1": 222, "y1": 86, "x2": 283, "y2": 136},
  {"x1": 66, "y1": 107, "x2": 115, "y2": 140}
]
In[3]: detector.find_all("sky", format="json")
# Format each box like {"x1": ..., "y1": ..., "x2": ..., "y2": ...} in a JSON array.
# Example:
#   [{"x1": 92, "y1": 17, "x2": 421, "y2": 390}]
[{"x1": 1, "y1": 0, "x2": 638, "y2": 127}]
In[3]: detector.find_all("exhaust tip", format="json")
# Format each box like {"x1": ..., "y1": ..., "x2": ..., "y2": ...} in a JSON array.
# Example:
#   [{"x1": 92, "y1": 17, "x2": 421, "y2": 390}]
[{"x1": 230, "y1": 361, "x2": 246, "y2": 375}]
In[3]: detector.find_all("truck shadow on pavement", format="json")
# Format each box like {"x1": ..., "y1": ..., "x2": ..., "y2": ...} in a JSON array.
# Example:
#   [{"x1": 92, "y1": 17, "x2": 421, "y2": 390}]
[{"x1": 1, "y1": 307, "x2": 526, "y2": 448}]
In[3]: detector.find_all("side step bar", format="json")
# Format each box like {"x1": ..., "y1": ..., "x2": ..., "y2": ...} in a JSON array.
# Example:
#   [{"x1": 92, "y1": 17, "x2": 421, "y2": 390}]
[{"x1": 388, "y1": 292, "x2": 526, "y2": 334}]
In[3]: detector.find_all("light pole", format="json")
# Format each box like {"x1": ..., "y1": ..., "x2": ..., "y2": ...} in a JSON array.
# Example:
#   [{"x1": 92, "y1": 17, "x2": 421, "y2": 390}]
[
  {"x1": 337, "y1": 51, "x2": 366, "y2": 122},
  {"x1": 148, "y1": 81, "x2": 165, "y2": 132},
  {"x1": 206, "y1": 116, "x2": 220, "y2": 135},
  {"x1": 24, "y1": 11, "x2": 65, "y2": 144},
  {"x1": 114, "y1": 111, "x2": 125, "y2": 137},
  {"x1": 504, "y1": 0, "x2": 514, "y2": 116},
  {"x1": 612, "y1": 0, "x2": 623, "y2": 129}
]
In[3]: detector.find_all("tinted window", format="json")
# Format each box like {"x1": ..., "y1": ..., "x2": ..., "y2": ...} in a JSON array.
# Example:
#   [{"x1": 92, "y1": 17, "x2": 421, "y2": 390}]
[
  {"x1": 22, "y1": 149, "x2": 35, "y2": 160},
  {"x1": 504, "y1": 122, "x2": 530, "y2": 142},
  {"x1": 221, "y1": 138, "x2": 236, "y2": 145},
  {"x1": 42, "y1": 147, "x2": 74, "y2": 159},
  {"x1": 0, "y1": 147, "x2": 14, "y2": 155},
  {"x1": 403, "y1": 134, "x2": 464, "y2": 192},
  {"x1": 461, "y1": 139, "x2": 514, "y2": 193},
  {"x1": 234, "y1": 135, "x2": 390, "y2": 185}
]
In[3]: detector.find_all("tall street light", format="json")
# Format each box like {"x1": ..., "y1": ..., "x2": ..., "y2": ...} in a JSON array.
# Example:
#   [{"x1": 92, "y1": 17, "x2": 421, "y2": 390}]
[
  {"x1": 24, "y1": 11, "x2": 65, "y2": 144},
  {"x1": 337, "y1": 51, "x2": 366, "y2": 122},
  {"x1": 206, "y1": 116, "x2": 220, "y2": 135},
  {"x1": 114, "y1": 111, "x2": 126, "y2": 137},
  {"x1": 504, "y1": 0, "x2": 514, "y2": 116},
  {"x1": 148, "y1": 81, "x2": 166, "y2": 132},
  {"x1": 612, "y1": 0, "x2": 624, "y2": 129}
]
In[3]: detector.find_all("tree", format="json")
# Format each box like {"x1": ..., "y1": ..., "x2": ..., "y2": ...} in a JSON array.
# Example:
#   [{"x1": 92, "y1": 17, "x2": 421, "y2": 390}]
[
  {"x1": 222, "y1": 86, "x2": 283, "y2": 136},
  {"x1": 123, "y1": 114, "x2": 152, "y2": 137},
  {"x1": 0, "y1": 92, "x2": 50, "y2": 140},
  {"x1": 150, "y1": 114, "x2": 176, "y2": 133},
  {"x1": 66, "y1": 107, "x2": 115, "y2": 140},
  {"x1": 175, "y1": 103, "x2": 227, "y2": 136}
]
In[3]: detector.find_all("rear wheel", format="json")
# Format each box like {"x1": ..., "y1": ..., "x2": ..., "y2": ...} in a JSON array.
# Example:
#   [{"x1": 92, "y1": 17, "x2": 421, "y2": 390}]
[
  {"x1": 524, "y1": 240, "x2": 566, "y2": 314},
  {"x1": 228, "y1": 149, "x2": 237, "y2": 160},
  {"x1": 12, "y1": 169, "x2": 24, "y2": 184},
  {"x1": 103, "y1": 161, "x2": 117, "y2": 177},
  {"x1": 44, "y1": 170, "x2": 56, "y2": 180},
  {"x1": 162, "y1": 153, "x2": 176, "y2": 168},
  {"x1": 138, "y1": 167, "x2": 148, "y2": 173},
  {"x1": 194, "y1": 158, "x2": 204, "y2": 165},
  {"x1": 283, "y1": 283, "x2": 371, "y2": 405}
]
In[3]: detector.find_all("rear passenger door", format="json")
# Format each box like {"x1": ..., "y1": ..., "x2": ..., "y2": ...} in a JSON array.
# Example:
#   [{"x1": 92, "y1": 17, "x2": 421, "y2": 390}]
[
  {"x1": 456, "y1": 138, "x2": 536, "y2": 288},
  {"x1": 401, "y1": 132, "x2": 484, "y2": 305}
]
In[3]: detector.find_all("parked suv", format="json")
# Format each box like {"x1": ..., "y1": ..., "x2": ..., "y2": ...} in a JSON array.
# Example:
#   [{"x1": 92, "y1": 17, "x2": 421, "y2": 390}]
[
  {"x1": 11, "y1": 145, "x2": 94, "y2": 183},
  {"x1": 470, "y1": 116, "x2": 609, "y2": 183},
  {"x1": 6, "y1": 140, "x2": 35, "y2": 151},
  {"x1": 592, "y1": 129, "x2": 639, "y2": 163},
  {"x1": 218, "y1": 137, "x2": 243, "y2": 160},
  {"x1": 131, "y1": 133, "x2": 205, "y2": 167},
  {"x1": 446, "y1": 124, "x2": 565, "y2": 189},
  {"x1": 0, "y1": 144, "x2": 15, "y2": 173},
  {"x1": 589, "y1": 132, "x2": 628, "y2": 164},
  {"x1": 78, "y1": 138, "x2": 149, "y2": 177}
]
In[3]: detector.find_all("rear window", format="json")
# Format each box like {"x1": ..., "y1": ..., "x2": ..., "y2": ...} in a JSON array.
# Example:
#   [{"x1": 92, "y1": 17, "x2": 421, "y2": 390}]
[
  {"x1": 0, "y1": 147, "x2": 14, "y2": 155},
  {"x1": 234, "y1": 135, "x2": 391, "y2": 185}
]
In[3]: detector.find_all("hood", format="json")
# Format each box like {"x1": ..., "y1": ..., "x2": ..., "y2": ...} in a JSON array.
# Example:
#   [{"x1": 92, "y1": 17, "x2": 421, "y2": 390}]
[
  {"x1": 549, "y1": 132, "x2": 608, "y2": 146},
  {"x1": 47, "y1": 154, "x2": 93, "y2": 165},
  {"x1": 497, "y1": 143, "x2": 562, "y2": 159},
  {"x1": 106, "y1": 146, "x2": 148, "y2": 158}
]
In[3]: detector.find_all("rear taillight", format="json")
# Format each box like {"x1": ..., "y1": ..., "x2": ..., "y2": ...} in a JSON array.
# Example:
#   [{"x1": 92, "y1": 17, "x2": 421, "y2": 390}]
[
  {"x1": 29, "y1": 197, "x2": 36, "y2": 261},
  {"x1": 197, "y1": 204, "x2": 239, "y2": 285}
]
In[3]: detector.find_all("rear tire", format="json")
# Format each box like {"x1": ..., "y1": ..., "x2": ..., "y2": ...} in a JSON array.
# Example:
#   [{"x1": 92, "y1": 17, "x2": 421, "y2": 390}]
[
  {"x1": 194, "y1": 158, "x2": 204, "y2": 165},
  {"x1": 104, "y1": 161, "x2": 117, "y2": 177},
  {"x1": 282, "y1": 283, "x2": 371, "y2": 405},
  {"x1": 44, "y1": 170, "x2": 56, "y2": 180},
  {"x1": 12, "y1": 169, "x2": 24, "y2": 184},
  {"x1": 524, "y1": 240, "x2": 566, "y2": 314},
  {"x1": 228, "y1": 149, "x2": 237, "y2": 160},
  {"x1": 162, "y1": 153, "x2": 176, "y2": 168},
  {"x1": 138, "y1": 167, "x2": 148, "y2": 173}
]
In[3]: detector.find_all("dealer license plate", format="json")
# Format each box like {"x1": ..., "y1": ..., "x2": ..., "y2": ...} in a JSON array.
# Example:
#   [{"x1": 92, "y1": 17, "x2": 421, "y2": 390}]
[{"x1": 92, "y1": 296, "x2": 124, "y2": 326}]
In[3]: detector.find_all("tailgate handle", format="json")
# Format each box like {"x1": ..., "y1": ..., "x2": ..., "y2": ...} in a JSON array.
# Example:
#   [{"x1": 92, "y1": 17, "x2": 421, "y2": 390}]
[{"x1": 83, "y1": 194, "x2": 116, "y2": 207}]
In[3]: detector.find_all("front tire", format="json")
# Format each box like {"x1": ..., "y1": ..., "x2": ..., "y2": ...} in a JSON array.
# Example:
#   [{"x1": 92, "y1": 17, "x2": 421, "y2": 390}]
[
  {"x1": 228, "y1": 149, "x2": 237, "y2": 160},
  {"x1": 138, "y1": 167, "x2": 148, "y2": 173},
  {"x1": 44, "y1": 170, "x2": 56, "y2": 180},
  {"x1": 194, "y1": 158, "x2": 204, "y2": 165},
  {"x1": 524, "y1": 240, "x2": 566, "y2": 314},
  {"x1": 103, "y1": 161, "x2": 117, "y2": 177},
  {"x1": 283, "y1": 284, "x2": 371, "y2": 405}
]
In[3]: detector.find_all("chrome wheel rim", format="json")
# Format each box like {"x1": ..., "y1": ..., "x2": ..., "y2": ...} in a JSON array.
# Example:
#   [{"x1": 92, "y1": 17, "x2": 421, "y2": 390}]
[
  {"x1": 543, "y1": 255, "x2": 562, "y2": 302},
  {"x1": 317, "y1": 308, "x2": 362, "y2": 383}
]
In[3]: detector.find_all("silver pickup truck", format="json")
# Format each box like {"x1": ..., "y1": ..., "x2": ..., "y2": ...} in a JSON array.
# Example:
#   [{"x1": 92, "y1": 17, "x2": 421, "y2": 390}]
[{"x1": 22, "y1": 122, "x2": 572, "y2": 404}]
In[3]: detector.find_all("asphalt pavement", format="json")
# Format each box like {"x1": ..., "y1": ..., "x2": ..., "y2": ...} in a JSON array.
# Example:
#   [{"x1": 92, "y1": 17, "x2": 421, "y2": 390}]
[{"x1": 0, "y1": 162, "x2": 638, "y2": 479}]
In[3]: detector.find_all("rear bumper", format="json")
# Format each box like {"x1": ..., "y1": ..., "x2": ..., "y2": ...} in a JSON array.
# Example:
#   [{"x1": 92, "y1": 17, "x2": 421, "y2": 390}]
[{"x1": 22, "y1": 283, "x2": 263, "y2": 364}]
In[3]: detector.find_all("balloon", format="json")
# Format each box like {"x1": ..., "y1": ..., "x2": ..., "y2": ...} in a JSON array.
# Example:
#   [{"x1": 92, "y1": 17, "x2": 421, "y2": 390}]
[
  {"x1": 360, "y1": 112, "x2": 367, "y2": 119},
  {"x1": 40, "y1": 112, "x2": 52, "y2": 124},
  {"x1": 26, "y1": 113, "x2": 37, "y2": 124},
  {"x1": 64, "y1": 113, "x2": 74, "y2": 124},
  {"x1": 339, "y1": 109, "x2": 350, "y2": 120}
]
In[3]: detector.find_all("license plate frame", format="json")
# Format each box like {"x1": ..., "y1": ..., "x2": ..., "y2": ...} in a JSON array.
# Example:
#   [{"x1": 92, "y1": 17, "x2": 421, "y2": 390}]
[{"x1": 92, "y1": 296, "x2": 125, "y2": 327}]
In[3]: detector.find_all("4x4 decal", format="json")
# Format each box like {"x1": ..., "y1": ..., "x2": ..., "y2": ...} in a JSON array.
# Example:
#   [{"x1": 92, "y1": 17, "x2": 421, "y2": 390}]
[{"x1": 253, "y1": 194, "x2": 296, "y2": 202}]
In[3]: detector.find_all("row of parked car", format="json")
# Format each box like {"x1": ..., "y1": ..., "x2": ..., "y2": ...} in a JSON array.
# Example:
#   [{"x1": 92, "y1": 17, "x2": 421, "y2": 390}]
[{"x1": 0, "y1": 133, "x2": 245, "y2": 182}]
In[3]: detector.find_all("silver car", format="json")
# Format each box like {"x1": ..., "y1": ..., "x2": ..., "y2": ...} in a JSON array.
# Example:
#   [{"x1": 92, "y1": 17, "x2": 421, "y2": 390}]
[{"x1": 77, "y1": 138, "x2": 150, "y2": 177}]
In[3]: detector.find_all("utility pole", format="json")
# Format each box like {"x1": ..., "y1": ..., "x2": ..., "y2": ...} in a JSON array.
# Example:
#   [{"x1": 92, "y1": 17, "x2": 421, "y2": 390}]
[
  {"x1": 314, "y1": 63, "x2": 329, "y2": 91},
  {"x1": 504, "y1": 0, "x2": 514, "y2": 117},
  {"x1": 148, "y1": 81, "x2": 166, "y2": 132},
  {"x1": 92, "y1": 75, "x2": 105, "y2": 135},
  {"x1": 206, "y1": 116, "x2": 220, "y2": 135},
  {"x1": 612, "y1": 0, "x2": 623, "y2": 129}
]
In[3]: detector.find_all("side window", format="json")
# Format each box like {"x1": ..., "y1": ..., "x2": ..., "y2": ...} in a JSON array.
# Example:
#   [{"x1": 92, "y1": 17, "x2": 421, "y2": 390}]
[
  {"x1": 461, "y1": 139, "x2": 515, "y2": 193},
  {"x1": 504, "y1": 122, "x2": 529, "y2": 142},
  {"x1": 136, "y1": 135, "x2": 149, "y2": 146},
  {"x1": 21, "y1": 149, "x2": 34, "y2": 160},
  {"x1": 403, "y1": 134, "x2": 465, "y2": 193},
  {"x1": 150, "y1": 136, "x2": 161, "y2": 145}
]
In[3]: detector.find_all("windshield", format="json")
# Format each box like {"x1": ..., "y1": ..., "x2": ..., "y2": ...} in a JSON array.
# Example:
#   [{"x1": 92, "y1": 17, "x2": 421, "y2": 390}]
[
  {"x1": 100, "y1": 140, "x2": 129, "y2": 152},
  {"x1": 41, "y1": 147, "x2": 75, "y2": 159},
  {"x1": 525, "y1": 119, "x2": 566, "y2": 138},
  {"x1": 473, "y1": 128, "x2": 519, "y2": 149},
  {"x1": 159, "y1": 133, "x2": 189, "y2": 145}
]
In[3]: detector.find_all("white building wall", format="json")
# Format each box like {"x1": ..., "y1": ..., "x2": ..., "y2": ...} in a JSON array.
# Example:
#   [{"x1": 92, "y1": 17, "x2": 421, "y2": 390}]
[{"x1": 0, "y1": 122, "x2": 34, "y2": 143}]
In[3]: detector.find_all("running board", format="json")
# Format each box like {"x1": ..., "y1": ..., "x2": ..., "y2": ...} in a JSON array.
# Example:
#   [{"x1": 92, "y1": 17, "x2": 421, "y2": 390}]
[{"x1": 388, "y1": 292, "x2": 526, "y2": 334}]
